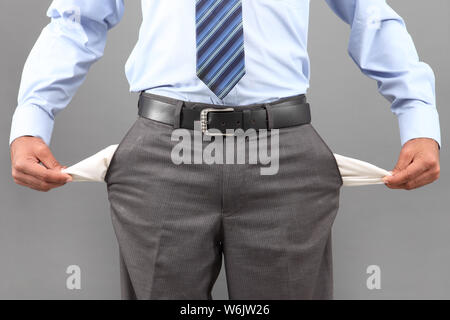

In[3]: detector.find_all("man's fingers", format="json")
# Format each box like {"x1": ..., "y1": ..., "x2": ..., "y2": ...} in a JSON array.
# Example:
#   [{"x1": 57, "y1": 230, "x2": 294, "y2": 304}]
[
  {"x1": 404, "y1": 171, "x2": 438, "y2": 190},
  {"x1": 386, "y1": 170, "x2": 437, "y2": 190},
  {"x1": 14, "y1": 179, "x2": 49, "y2": 192},
  {"x1": 15, "y1": 160, "x2": 71, "y2": 184},
  {"x1": 12, "y1": 169, "x2": 65, "y2": 192},
  {"x1": 384, "y1": 160, "x2": 427, "y2": 187},
  {"x1": 384, "y1": 138, "x2": 440, "y2": 190},
  {"x1": 10, "y1": 136, "x2": 72, "y2": 191}
]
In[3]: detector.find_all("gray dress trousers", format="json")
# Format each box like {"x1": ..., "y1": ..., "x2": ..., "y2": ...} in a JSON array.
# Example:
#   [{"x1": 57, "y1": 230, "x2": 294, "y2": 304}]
[{"x1": 105, "y1": 101, "x2": 342, "y2": 300}]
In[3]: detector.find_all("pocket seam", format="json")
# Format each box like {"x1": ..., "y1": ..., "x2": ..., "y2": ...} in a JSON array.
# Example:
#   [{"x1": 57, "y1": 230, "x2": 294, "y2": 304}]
[
  {"x1": 104, "y1": 117, "x2": 140, "y2": 184},
  {"x1": 310, "y1": 125, "x2": 343, "y2": 187}
]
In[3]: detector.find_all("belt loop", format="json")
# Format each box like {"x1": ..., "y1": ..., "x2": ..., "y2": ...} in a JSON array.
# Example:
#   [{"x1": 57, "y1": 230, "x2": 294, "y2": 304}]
[
  {"x1": 137, "y1": 91, "x2": 145, "y2": 116},
  {"x1": 173, "y1": 100, "x2": 184, "y2": 129},
  {"x1": 242, "y1": 109, "x2": 251, "y2": 131},
  {"x1": 264, "y1": 103, "x2": 274, "y2": 130}
]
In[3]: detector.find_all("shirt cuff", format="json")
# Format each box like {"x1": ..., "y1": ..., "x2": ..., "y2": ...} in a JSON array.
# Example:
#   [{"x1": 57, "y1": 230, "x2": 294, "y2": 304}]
[
  {"x1": 396, "y1": 103, "x2": 441, "y2": 148},
  {"x1": 9, "y1": 104, "x2": 54, "y2": 146}
]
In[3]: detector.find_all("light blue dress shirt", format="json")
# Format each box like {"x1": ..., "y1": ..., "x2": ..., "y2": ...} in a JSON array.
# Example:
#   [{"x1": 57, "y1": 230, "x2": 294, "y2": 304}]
[{"x1": 10, "y1": 0, "x2": 441, "y2": 147}]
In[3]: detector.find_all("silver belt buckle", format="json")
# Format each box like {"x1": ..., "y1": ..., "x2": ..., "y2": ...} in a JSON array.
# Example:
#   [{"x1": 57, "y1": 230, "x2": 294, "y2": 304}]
[{"x1": 200, "y1": 108, "x2": 235, "y2": 136}]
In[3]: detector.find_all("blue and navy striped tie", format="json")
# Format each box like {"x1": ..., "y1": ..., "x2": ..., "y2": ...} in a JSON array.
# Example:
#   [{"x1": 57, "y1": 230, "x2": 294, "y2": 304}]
[{"x1": 195, "y1": 0, "x2": 246, "y2": 100}]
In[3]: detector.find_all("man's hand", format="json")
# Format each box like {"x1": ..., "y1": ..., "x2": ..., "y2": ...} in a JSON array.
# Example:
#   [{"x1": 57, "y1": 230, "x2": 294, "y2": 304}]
[
  {"x1": 10, "y1": 136, "x2": 72, "y2": 192},
  {"x1": 383, "y1": 138, "x2": 440, "y2": 190}
]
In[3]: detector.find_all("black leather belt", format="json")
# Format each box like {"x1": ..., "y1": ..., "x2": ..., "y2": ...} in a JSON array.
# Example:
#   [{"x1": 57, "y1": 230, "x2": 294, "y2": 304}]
[{"x1": 138, "y1": 92, "x2": 311, "y2": 134}]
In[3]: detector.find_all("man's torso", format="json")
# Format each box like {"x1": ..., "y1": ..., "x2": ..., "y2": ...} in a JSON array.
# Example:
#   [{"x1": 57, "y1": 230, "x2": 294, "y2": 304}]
[{"x1": 127, "y1": 0, "x2": 311, "y2": 105}]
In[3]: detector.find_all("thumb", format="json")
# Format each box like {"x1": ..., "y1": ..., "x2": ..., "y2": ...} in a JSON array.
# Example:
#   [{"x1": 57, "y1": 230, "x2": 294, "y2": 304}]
[
  {"x1": 35, "y1": 144, "x2": 63, "y2": 170},
  {"x1": 392, "y1": 147, "x2": 414, "y2": 175}
]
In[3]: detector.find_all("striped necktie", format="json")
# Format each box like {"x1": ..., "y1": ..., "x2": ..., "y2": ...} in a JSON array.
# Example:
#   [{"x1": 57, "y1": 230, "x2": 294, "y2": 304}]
[{"x1": 195, "y1": 0, "x2": 246, "y2": 100}]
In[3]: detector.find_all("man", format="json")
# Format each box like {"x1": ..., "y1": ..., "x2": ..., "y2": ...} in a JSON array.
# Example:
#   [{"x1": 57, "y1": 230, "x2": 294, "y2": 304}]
[{"x1": 9, "y1": 0, "x2": 440, "y2": 299}]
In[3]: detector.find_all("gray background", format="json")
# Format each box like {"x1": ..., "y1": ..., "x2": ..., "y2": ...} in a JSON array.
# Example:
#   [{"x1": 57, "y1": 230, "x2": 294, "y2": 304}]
[{"x1": 0, "y1": 0, "x2": 448, "y2": 299}]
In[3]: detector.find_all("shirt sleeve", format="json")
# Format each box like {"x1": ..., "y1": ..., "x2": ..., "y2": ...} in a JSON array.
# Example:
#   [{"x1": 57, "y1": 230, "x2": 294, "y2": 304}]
[
  {"x1": 325, "y1": 0, "x2": 441, "y2": 147},
  {"x1": 9, "y1": 0, "x2": 125, "y2": 146}
]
